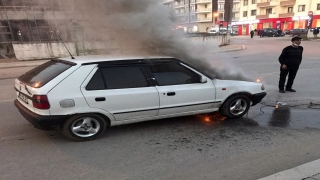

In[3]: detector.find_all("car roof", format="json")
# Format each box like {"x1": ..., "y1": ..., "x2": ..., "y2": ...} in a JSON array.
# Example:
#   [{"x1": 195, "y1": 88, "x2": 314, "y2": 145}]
[{"x1": 59, "y1": 54, "x2": 174, "y2": 64}]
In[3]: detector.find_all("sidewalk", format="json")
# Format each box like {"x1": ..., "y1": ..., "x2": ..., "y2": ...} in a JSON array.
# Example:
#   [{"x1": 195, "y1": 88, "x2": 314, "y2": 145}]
[
  {"x1": 0, "y1": 44, "x2": 245, "y2": 69},
  {"x1": 258, "y1": 159, "x2": 320, "y2": 180}
]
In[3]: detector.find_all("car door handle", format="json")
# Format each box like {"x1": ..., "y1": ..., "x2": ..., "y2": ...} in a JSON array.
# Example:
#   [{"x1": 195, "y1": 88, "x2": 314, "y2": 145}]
[
  {"x1": 95, "y1": 97, "x2": 106, "y2": 102},
  {"x1": 167, "y1": 92, "x2": 176, "y2": 96}
]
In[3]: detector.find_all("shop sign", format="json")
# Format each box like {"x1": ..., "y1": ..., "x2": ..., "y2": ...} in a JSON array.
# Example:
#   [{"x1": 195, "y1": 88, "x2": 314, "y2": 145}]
[
  {"x1": 292, "y1": 16, "x2": 309, "y2": 21},
  {"x1": 231, "y1": 20, "x2": 260, "y2": 25},
  {"x1": 307, "y1": 11, "x2": 313, "y2": 28}
]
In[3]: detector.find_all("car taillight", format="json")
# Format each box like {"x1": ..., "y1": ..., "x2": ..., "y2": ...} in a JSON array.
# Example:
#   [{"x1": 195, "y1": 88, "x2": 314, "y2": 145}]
[{"x1": 32, "y1": 95, "x2": 50, "y2": 109}]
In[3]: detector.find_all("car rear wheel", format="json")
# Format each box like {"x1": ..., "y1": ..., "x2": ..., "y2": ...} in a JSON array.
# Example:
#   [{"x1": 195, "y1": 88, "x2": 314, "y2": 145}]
[
  {"x1": 219, "y1": 95, "x2": 251, "y2": 119},
  {"x1": 62, "y1": 114, "x2": 107, "y2": 141}
]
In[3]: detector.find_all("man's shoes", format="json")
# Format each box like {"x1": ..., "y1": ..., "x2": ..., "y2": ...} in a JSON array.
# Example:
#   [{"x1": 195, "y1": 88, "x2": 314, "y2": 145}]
[
  {"x1": 286, "y1": 89, "x2": 296, "y2": 92},
  {"x1": 279, "y1": 90, "x2": 286, "y2": 93}
]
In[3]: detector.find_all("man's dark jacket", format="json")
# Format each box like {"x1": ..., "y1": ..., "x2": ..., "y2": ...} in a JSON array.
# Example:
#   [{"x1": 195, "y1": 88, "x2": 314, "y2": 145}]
[{"x1": 278, "y1": 46, "x2": 303, "y2": 66}]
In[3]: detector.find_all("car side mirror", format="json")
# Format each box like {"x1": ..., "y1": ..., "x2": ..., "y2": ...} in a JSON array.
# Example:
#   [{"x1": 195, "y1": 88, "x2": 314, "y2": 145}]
[{"x1": 200, "y1": 76, "x2": 207, "y2": 83}]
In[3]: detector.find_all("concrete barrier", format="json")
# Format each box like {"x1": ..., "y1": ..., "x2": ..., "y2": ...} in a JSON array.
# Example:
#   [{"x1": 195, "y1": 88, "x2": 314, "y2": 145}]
[{"x1": 13, "y1": 42, "x2": 76, "y2": 61}]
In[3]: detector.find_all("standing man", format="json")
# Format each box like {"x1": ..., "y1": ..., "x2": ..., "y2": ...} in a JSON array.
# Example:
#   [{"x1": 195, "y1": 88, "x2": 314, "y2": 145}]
[
  {"x1": 313, "y1": 28, "x2": 319, "y2": 38},
  {"x1": 278, "y1": 37, "x2": 303, "y2": 93},
  {"x1": 250, "y1": 30, "x2": 254, "y2": 38}
]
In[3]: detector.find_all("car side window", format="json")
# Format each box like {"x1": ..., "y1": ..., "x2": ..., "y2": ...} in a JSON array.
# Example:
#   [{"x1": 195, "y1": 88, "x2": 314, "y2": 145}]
[
  {"x1": 86, "y1": 69, "x2": 105, "y2": 90},
  {"x1": 147, "y1": 63, "x2": 201, "y2": 86},
  {"x1": 86, "y1": 66, "x2": 149, "y2": 90}
]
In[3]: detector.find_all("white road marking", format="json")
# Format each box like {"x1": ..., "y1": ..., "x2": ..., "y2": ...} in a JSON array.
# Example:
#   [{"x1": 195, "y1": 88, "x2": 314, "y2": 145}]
[
  {"x1": 258, "y1": 159, "x2": 320, "y2": 180},
  {"x1": 0, "y1": 99, "x2": 15, "y2": 103}
]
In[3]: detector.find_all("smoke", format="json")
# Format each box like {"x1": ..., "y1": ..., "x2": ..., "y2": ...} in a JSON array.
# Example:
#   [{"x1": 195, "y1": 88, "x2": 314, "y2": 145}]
[{"x1": 35, "y1": 0, "x2": 251, "y2": 81}]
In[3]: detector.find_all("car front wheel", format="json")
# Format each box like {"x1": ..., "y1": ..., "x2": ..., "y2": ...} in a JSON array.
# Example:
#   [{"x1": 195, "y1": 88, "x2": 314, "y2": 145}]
[
  {"x1": 62, "y1": 114, "x2": 107, "y2": 141},
  {"x1": 220, "y1": 95, "x2": 251, "y2": 119}
]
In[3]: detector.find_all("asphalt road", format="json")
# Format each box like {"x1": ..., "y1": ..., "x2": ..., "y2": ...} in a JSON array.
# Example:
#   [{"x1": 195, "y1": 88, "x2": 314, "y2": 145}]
[{"x1": 0, "y1": 37, "x2": 320, "y2": 180}]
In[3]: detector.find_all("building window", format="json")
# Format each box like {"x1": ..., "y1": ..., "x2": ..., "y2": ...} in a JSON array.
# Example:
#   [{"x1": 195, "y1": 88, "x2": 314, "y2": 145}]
[
  {"x1": 218, "y1": 4, "x2": 224, "y2": 10},
  {"x1": 219, "y1": 13, "x2": 223, "y2": 18},
  {"x1": 288, "y1": 7, "x2": 293, "y2": 13},
  {"x1": 243, "y1": 11, "x2": 248, "y2": 17},
  {"x1": 251, "y1": 10, "x2": 256, "y2": 16},
  {"x1": 298, "y1": 5, "x2": 305, "y2": 12},
  {"x1": 317, "y1": 4, "x2": 320, "y2": 10},
  {"x1": 266, "y1": 8, "x2": 272, "y2": 14},
  {"x1": 252, "y1": 0, "x2": 256, "y2": 4},
  {"x1": 244, "y1": 0, "x2": 248, "y2": 6},
  {"x1": 232, "y1": 12, "x2": 236, "y2": 18}
]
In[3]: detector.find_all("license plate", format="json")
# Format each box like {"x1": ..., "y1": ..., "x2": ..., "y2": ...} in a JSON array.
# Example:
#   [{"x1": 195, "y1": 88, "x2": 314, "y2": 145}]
[{"x1": 18, "y1": 93, "x2": 29, "y2": 104}]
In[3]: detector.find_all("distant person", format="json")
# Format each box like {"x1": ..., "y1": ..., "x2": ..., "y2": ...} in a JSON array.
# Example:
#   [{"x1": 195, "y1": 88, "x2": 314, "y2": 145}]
[
  {"x1": 259, "y1": 29, "x2": 263, "y2": 38},
  {"x1": 278, "y1": 37, "x2": 303, "y2": 93},
  {"x1": 277, "y1": 29, "x2": 282, "y2": 37},
  {"x1": 250, "y1": 30, "x2": 254, "y2": 38},
  {"x1": 313, "y1": 28, "x2": 319, "y2": 38}
]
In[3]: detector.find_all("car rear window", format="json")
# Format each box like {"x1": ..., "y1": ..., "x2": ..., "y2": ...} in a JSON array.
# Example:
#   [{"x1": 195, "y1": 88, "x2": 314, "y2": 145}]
[{"x1": 18, "y1": 60, "x2": 73, "y2": 88}]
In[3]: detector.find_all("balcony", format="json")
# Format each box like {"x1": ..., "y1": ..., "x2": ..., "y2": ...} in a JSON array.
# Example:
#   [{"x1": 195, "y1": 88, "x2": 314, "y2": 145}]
[
  {"x1": 279, "y1": 12, "x2": 294, "y2": 17},
  {"x1": 256, "y1": 13, "x2": 278, "y2": 19},
  {"x1": 163, "y1": 0, "x2": 173, "y2": 3},
  {"x1": 197, "y1": 17, "x2": 212, "y2": 22},
  {"x1": 257, "y1": 0, "x2": 279, "y2": 8},
  {"x1": 233, "y1": 0, "x2": 241, "y2": 2},
  {"x1": 280, "y1": 0, "x2": 296, "y2": 6},
  {"x1": 218, "y1": 17, "x2": 224, "y2": 21},
  {"x1": 218, "y1": 8, "x2": 224, "y2": 12},
  {"x1": 196, "y1": 0, "x2": 212, "y2": 4},
  {"x1": 232, "y1": 17, "x2": 240, "y2": 21},
  {"x1": 190, "y1": 0, "x2": 196, "y2": 3},
  {"x1": 196, "y1": 8, "x2": 212, "y2": 13},
  {"x1": 233, "y1": 7, "x2": 240, "y2": 12}
]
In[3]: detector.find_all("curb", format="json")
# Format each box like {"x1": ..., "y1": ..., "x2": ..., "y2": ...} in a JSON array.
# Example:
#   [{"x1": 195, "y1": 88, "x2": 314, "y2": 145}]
[
  {"x1": 0, "y1": 60, "x2": 49, "y2": 69},
  {"x1": 0, "y1": 45, "x2": 246, "y2": 69},
  {"x1": 210, "y1": 45, "x2": 246, "y2": 54}
]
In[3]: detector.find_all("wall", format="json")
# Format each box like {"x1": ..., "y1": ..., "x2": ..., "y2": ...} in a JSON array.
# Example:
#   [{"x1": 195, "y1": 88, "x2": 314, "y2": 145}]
[{"x1": 13, "y1": 42, "x2": 76, "y2": 61}]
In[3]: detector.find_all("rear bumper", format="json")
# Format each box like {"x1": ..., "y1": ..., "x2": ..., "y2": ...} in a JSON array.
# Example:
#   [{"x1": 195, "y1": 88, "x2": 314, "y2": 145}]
[
  {"x1": 14, "y1": 99, "x2": 68, "y2": 130},
  {"x1": 251, "y1": 92, "x2": 267, "y2": 106}
]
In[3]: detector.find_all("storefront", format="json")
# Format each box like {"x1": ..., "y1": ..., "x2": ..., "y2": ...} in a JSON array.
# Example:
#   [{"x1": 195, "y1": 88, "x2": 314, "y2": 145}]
[{"x1": 232, "y1": 15, "x2": 320, "y2": 35}]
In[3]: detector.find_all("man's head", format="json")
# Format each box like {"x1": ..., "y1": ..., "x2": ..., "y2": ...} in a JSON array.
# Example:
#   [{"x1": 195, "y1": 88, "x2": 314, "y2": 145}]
[{"x1": 291, "y1": 37, "x2": 302, "y2": 46}]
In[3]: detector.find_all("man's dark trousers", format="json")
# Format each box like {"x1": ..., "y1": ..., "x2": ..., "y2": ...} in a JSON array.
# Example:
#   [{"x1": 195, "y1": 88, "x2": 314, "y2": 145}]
[{"x1": 278, "y1": 65, "x2": 299, "y2": 90}]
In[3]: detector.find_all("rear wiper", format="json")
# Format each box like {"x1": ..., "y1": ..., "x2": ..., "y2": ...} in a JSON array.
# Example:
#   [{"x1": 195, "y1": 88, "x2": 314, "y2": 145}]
[{"x1": 25, "y1": 85, "x2": 32, "y2": 95}]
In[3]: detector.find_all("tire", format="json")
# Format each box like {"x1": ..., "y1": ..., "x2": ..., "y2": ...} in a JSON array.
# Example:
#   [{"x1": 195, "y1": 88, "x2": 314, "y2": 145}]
[
  {"x1": 62, "y1": 114, "x2": 107, "y2": 141},
  {"x1": 219, "y1": 95, "x2": 251, "y2": 119}
]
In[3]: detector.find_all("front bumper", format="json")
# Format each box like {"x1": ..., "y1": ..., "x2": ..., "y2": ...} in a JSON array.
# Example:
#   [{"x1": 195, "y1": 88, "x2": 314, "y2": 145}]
[
  {"x1": 14, "y1": 99, "x2": 68, "y2": 130},
  {"x1": 251, "y1": 92, "x2": 267, "y2": 106}
]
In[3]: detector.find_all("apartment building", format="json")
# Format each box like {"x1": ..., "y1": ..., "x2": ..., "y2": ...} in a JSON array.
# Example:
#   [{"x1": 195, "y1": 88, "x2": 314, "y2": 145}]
[
  {"x1": 164, "y1": 0, "x2": 218, "y2": 32},
  {"x1": 232, "y1": 0, "x2": 320, "y2": 35},
  {"x1": 217, "y1": 0, "x2": 241, "y2": 26}
]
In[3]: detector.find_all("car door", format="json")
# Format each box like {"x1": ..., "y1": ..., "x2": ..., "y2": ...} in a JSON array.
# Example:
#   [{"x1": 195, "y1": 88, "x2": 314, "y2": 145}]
[
  {"x1": 81, "y1": 64, "x2": 159, "y2": 121},
  {"x1": 144, "y1": 61, "x2": 217, "y2": 116}
]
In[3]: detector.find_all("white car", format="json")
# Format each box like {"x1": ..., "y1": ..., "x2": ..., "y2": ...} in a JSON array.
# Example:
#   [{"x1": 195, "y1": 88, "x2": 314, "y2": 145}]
[{"x1": 14, "y1": 55, "x2": 266, "y2": 141}]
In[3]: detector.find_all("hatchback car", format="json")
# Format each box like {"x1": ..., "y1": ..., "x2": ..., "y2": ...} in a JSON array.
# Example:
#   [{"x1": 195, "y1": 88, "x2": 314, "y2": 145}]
[{"x1": 14, "y1": 55, "x2": 266, "y2": 141}]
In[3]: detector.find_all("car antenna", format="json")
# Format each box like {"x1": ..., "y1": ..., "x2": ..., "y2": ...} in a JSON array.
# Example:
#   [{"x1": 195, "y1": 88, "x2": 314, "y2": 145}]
[{"x1": 57, "y1": 34, "x2": 75, "y2": 59}]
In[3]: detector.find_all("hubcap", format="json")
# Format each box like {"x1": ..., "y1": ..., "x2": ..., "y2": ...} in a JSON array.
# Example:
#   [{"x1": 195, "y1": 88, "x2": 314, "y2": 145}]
[
  {"x1": 71, "y1": 117, "x2": 101, "y2": 138},
  {"x1": 229, "y1": 99, "x2": 248, "y2": 116}
]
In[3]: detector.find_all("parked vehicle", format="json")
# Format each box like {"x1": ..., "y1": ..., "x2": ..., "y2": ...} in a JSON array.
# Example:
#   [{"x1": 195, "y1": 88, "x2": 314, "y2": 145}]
[
  {"x1": 291, "y1": 28, "x2": 308, "y2": 36},
  {"x1": 14, "y1": 55, "x2": 266, "y2": 141},
  {"x1": 261, "y1": 28, "x2": 285, "y2": 37},
  {"x1": 310, "y1": 27, "x2": 320, "y2": 32}
]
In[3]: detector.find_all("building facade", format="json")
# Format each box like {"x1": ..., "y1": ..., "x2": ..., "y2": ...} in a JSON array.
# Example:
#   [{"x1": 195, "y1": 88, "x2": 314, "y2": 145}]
[
  {"x1": 232, "y1": 0, "x2": 320, "y2": 35},
  {"x1": 164, "y1": 0, "x2": 218, "y2": 32}
]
